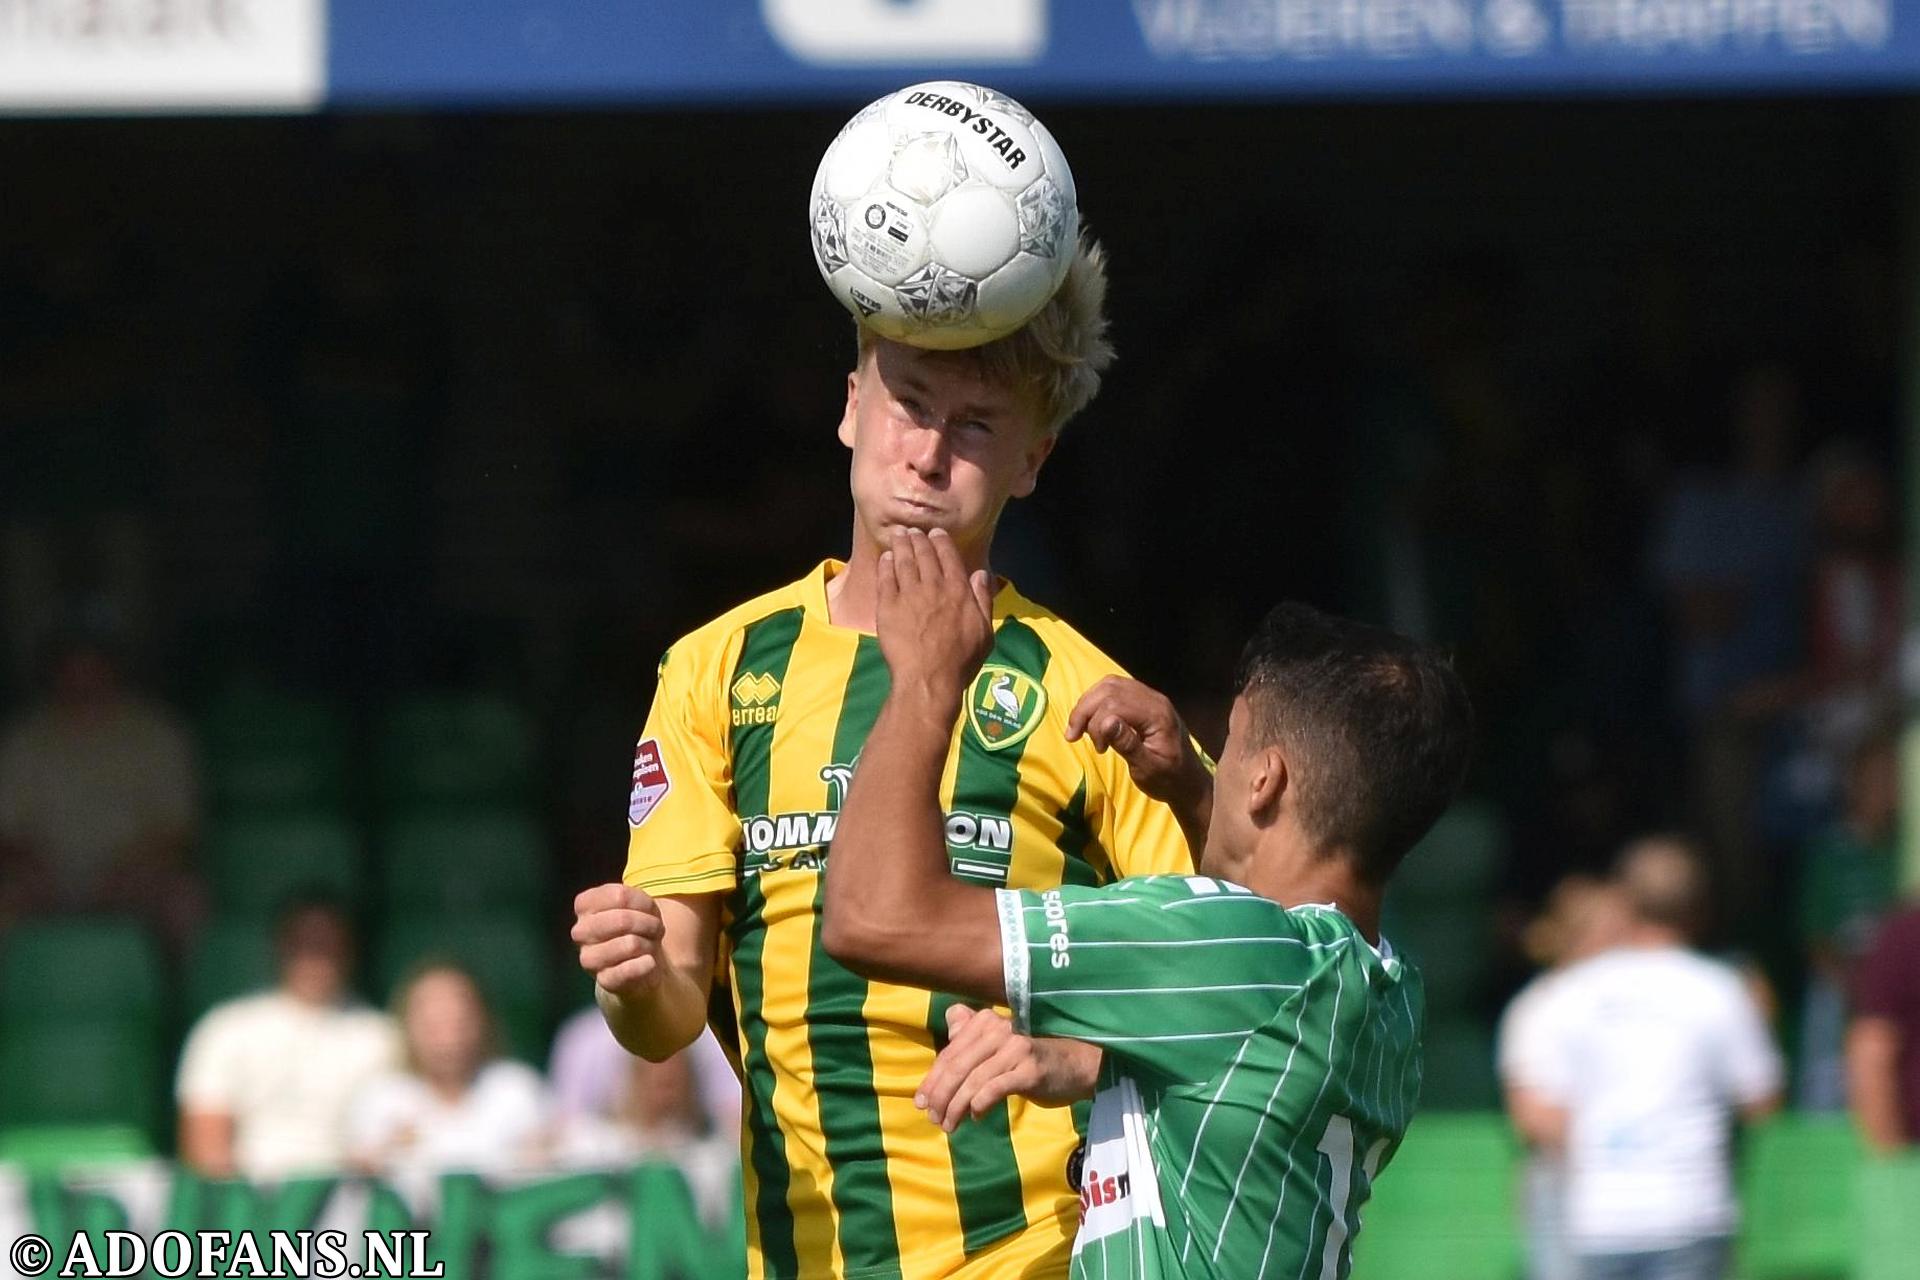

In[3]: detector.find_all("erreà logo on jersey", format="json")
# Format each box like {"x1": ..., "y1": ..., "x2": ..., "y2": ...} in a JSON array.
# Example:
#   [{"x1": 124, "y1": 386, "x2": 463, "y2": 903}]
[
  {"x1": 967, "y1": 664, "x2": 1046, "y2": 752},
  {"x1": 731, "y1": 671, "x2": 781, "y2": 726}
]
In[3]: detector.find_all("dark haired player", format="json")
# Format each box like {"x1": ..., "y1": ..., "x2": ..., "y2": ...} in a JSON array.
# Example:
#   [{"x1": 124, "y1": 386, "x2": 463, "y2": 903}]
[{"x1": 824, "y1": 528, "x2": 1474, "y2": 1280}]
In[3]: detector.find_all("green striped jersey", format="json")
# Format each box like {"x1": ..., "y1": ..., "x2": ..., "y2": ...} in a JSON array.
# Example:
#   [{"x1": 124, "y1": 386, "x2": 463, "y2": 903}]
[{"x1": 995, "y1": 875, "x2": 1425, "y2": 1280}]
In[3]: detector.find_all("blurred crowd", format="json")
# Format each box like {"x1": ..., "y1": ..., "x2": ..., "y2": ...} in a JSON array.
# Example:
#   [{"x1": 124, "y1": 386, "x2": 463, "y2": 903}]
[
  {"x1": 0, "y1": 103, "x2": 1916, "y2": 1230},
  {"x1": 174, "y1": 891, "x2": 739, "y2": 1211}
]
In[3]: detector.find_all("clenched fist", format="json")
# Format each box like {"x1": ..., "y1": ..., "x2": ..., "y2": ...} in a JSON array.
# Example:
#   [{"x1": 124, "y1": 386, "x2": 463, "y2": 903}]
[{"x1": 571, "y1": 883, "x2": 669, "y2": 998}]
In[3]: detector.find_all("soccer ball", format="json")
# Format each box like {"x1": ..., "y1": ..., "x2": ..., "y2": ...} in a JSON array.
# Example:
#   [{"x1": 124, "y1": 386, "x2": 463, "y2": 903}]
[{"x1": 809, "y1": 81, "x2": 1079, "y2": 350}]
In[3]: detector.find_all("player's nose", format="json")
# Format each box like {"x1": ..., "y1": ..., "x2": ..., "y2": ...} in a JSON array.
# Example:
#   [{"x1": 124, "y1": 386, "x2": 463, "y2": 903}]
[{"x1": 904, "y1": 422, "x2": 950, "y2": 478}]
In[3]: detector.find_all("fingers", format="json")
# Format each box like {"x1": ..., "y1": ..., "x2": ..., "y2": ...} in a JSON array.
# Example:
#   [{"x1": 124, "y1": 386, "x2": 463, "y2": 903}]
[
  {"x1": 918, "y1": 1007, "x2": 1004, "y2": 1114},
  {"x1": 576, "y1": 932, "x2": 657, "y2": 975},
  {"x1": 932, "y1": 1047, "x2": 1038, "y2": 1132},
  {"x1": 1065, "y1": 677, "x2": 1126, "y2": 743},
  {"x1": 569, "y1": 907, "x2": 664, "y2": 946},
  {"x1": 928, "y1": 527, "x2": 967, "y2": 585},
  {"x1": 890, "y1": 527, "x2": 926, "y2": 589},
  {"x1": 572, "y1": 883, "x2": 652, "y2": 916},
  {"x1": 592, "y1": 953, "x2": 661, "y2": 994}
]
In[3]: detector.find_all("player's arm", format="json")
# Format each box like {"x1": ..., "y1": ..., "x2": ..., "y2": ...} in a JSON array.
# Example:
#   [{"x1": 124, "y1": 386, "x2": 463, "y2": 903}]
[
  {"x1": 822, "y1": 528, "x2": 1006, "y2": 1004},
  {"x1": 576, "y1": 632, "x2": 743, "y2": 1061},
  {"x1": 575, "y1": 887, "x2": 721, "y2": 1061},
  {"x1": 1067, "y1": 677, "x2": 1213, "y2": 853},
  {"x1": 1504, "y1": 1085, "x2": 1570, "y2": 1153}
]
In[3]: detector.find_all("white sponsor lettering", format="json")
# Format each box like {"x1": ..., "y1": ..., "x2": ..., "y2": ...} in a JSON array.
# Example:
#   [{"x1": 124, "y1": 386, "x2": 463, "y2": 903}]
[
  {"x1": 1132, "y1": 0, "x2": 1891, "y2": 59},
  {"x1": 0, "y1": 0, "x2": 323, "y2": 110},
  {"x1": 1073, "y1": 1077, "x2": 1165, "y2": 1253},
  {"x1": 763, "y1": 0, "x2": 1047, "y2": 64}
]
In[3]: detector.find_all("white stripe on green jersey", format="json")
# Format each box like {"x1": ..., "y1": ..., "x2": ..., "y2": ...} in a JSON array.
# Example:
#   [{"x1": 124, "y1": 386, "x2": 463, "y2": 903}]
[{"x1": 996, "y1": 875, "x2": 1425, "y2": 1280}]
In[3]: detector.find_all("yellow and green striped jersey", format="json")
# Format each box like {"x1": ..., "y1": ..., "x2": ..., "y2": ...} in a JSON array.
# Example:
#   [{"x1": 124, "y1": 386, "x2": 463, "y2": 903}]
[{"x1": 623, "y1": 560, "x2": 1196, "y2": 1280}]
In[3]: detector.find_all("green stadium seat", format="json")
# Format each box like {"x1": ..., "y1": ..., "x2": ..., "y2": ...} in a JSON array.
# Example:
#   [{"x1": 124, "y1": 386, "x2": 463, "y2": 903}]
[
  {"x1": 1737, "y1": 1116, "x2": 1861, "y2": 1280},
  {"x1": 202, "y1": 813, "x2": 363, "y2": 915},
  {"x1": 1857, "y1": 1155, "x2": 1920, "y2": 1280},
  {"x1": 373, "y1": 913, "x2": 553, "y2": 1062},
  {"x1": 0, "y1": 1023, "x2": 160, "y2": 1134},
  {"x1": 200, "y1": 691, "x2": 352, "y2": 813},
  {"x1": 0, "y1": 1124, "x2": 154, "y2": 1173},
  {"x1": 1416, "y1": 1018, "x2": 1500, "y2": 1110},
  {"x1": 378, "y1": 808, "x2": 547, "y2": 913},
  {"x1": 1354, "y1": 1112, "x2": 1521, "y2": 1280},
  {"x1": 0, "y1": 918, "x2": 163, "y2": 1025},
  {"x1": 375, "y1": 694, "x2": 537, "y2": 808},
  {"x1": 183, "y1": 917, "x2": 278, "y2": 1020}
]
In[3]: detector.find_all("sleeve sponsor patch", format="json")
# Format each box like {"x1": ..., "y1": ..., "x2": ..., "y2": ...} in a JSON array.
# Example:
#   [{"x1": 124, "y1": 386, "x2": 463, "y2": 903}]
[{"x1": 628, "y1": 738, "x2": 672, "y2": 827}]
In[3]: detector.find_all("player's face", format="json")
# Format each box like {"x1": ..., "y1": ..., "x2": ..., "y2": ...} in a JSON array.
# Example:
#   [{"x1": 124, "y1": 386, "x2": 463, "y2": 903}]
[
  {"x1": 1198, "y1": 696, "x2": 1259, "y2": 876},
  {"x1": 839, "y1": 338, "x2": 1055, "y2": 557}
]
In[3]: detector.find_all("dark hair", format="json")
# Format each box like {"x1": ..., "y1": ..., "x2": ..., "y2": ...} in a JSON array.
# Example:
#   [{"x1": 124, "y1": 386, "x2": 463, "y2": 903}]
[
  {"x1": 272, "y1": 888, "x2": 355, "y2": 947},
  {"x1": 1232, "y1": 603, "x2": 1473, "y2": 882}
]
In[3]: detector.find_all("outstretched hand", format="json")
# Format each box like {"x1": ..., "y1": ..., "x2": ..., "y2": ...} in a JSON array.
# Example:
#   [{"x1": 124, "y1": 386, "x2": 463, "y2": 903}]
[{"x1": 875, "y1": 528, "x2": 996, "y2": 702}]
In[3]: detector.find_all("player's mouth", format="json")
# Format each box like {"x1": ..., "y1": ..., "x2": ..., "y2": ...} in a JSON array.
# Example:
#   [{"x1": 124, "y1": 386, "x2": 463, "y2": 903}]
[{"x1": 892, "y1": 496, "x2": 949, "y2": 523}]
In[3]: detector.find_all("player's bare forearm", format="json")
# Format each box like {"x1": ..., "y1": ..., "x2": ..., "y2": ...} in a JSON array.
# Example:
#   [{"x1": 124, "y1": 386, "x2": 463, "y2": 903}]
[
  {"x1": 825, "y1": 527, "x2": 1007, "y2": 1003},
  {"x1": 1066, "y1": 676, "x2": 1215, "y2": 849},
  {"x1": 595, "y1": 965, "x2": 709, "y2": 1061},
  {"x1": 823, "y1": 683, "x2": 1007, "y2": 1005},
  {"x1": 577, "y1": 889, "x2": 718, "y2": 1061},
  {"x1": 1167, "y1": 766, "x2": 1213, "y2": 854}
]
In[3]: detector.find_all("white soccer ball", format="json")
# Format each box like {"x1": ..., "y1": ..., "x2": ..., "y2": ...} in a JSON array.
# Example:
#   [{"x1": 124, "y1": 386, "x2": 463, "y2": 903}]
[{"x1": 809, "y1": 81, "x2": 1080, "y2": 351}]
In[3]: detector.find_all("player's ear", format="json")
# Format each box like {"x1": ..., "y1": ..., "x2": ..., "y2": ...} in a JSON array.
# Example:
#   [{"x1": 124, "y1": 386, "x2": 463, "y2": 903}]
[
  {"x1": 1247, "y1": 747, "x2": 1287, "y2": 824},
  {"x1": 1009, "y1": 426, "x2": 1057, "y2": 499},
  {"x1": 838, "y1": 371, "x2": 860, "y2": 450}
]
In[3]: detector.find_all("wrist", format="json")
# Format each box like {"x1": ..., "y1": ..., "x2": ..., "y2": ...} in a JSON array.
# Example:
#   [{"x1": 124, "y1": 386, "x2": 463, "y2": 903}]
[
  {"x1": 889, "y1": 674, "x2": 966, "y2": 720},
  {"x1": 1170, "y1": 749, "x2": 1214, "y2": 813}
]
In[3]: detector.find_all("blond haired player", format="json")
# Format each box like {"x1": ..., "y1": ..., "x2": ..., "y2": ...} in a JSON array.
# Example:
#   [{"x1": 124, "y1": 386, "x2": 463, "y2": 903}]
[{"x1": 571, "y1": 241, "x2": 1198, "y2": 1280}]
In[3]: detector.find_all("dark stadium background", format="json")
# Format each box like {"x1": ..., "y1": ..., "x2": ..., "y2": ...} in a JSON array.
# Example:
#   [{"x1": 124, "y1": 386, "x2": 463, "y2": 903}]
[{"x1": 1, "y1": 93, "x2": 1911, "y2": 1273}]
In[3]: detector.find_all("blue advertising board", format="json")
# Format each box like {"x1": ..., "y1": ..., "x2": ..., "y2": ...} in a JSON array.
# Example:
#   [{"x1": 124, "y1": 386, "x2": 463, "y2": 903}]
[{"x1": 326, "y1": 0, "x2": 1920, "y2": 105}]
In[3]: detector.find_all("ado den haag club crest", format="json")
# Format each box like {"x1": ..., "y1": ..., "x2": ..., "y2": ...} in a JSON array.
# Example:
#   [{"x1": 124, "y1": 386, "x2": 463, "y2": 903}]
[{"x1": 967, "y1": 665, "x2": 1047, "y2": 752}]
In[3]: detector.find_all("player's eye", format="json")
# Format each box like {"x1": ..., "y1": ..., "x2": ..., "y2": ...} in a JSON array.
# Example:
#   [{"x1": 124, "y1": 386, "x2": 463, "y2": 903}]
[{"x1": 960, "y1": 419, "x2": 993, "y2": 437}]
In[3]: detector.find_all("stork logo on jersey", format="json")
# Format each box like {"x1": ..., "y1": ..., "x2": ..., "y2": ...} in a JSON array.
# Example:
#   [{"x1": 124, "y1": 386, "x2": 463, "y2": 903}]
[
  {"x1": 967, "y1": 664, "x2": 1046, "y2": 752},
  {"x1": 627, "y1": 738, "x2": 671, "y2": 828},
  {"x1": 731, "y1": 671, "x2": 782, "y2": 726}
]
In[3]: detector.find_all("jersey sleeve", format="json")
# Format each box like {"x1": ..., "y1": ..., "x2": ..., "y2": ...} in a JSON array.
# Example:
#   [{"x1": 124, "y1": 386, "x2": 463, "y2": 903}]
[
  {"x1": 622, "y1": 641, "x2": 741, "y2": 898},
  {"x1": 996, "y1": 875, "x2": 1310, "y2": 1084}
]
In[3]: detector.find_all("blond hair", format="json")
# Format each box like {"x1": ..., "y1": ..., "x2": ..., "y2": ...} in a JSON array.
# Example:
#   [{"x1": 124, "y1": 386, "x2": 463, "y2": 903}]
[
  {"x1": 856, "y1": 235, "x2": 1115, "y2": 436},
  {"x1": 1615, "y1": 835, "x2": 1709, "y2": 937}
]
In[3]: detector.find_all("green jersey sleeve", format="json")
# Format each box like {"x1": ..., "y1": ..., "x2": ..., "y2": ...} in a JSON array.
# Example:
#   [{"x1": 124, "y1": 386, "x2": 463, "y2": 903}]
[{"x1": 995, "y1": 874, "x2": 1320, "y2": 1084}]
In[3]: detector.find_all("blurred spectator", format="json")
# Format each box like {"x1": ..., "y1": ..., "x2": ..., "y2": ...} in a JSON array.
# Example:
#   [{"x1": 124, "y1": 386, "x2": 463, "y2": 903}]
[
  {"x1": 0, "y1": 620, "x2": 202, "y2": 947},
  {"x1": 1651, "y1": 368, "x2": 1807, "y2": 922},
  {"x1": 1498, "y1": 875, "x2": 1632, "y2": 1280},
  {"x1": 547, "y1": 1004, "x2": 741, "y2": 1142},
  {"x1": 1507, "y1": 837, "x2": 1782, "y2": 1280},
  {"x1": 1795, "y1": 727, "x2": 1902, "y2": 1110},
  {"x1": 1848, "y1": 902, "x2": 1920, "y2": 1154},
  {"x1": 1760, "y1": 445, "x2": 1902, "y2": 843},
  {"x1": 556, "y1": 1052, "x2": 737, "y2": 1210},
  {"x1": 347, "y1": 962, "x2": 552, "y2": 1189},
  {"x1": 177, "y1": 895, "x2": 398, "y2": 1179}
]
